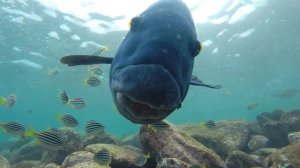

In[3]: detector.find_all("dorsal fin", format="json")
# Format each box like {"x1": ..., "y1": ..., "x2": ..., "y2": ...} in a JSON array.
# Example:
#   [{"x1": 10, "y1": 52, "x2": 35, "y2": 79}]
[{"x1": 60, "y1": 55, "x2": 113, "y2": 66}]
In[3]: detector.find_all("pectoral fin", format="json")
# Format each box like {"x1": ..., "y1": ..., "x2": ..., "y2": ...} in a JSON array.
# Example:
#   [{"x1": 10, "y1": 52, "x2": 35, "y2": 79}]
[
  {"x1": 190, "y1": 75, "x2": 222, "y2": 89},
  {"x1": 60, "y1": 55, "x2": 113, "y2": 66}
]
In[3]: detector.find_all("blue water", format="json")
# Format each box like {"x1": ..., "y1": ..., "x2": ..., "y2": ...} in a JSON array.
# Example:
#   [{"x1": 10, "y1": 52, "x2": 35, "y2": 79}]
[{"x1": 0, "y1": 0, "x2": 299, "y2": 145}]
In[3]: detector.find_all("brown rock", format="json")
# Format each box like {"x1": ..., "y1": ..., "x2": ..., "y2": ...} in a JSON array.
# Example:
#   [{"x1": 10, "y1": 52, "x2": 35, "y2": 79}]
[
  {"x1": 257, "y1": 109, "x2": 300, "y2": 147},
  {"x1": 61, "y1": 151, "x2": 99, "y2": 168},
  {"x1": 0, "y1": 155, "x2": 10, "y2": 168},
  {"x1": 265, "y1": 141, "x2": 300, "y2": 167},
  {"x1": 84, "y1": 132, "x2": 120, "y2": 146},
  {"x1": 225, "y1": 150, "x2": 263, "y2": 168},
  {"x1": 41, "y1": 127, "x2": 84, "y2": 164},
  {"x1": 179, "y1": 120, "x2": 250, "y2": 159},
  {"x1": 85, "y1": 143, "x2": 141, "y2": 168},
  {"x1": 156, "y1": 158, "x2": 191, "y2": 168},
  {"x1": 140, "y1": 121, "x2": 226, "y2": 168}
]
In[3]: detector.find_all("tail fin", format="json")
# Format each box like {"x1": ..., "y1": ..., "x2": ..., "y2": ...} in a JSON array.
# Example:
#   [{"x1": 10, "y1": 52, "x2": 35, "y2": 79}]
[
  {"x1": 60, "y1": 55, "x2": 113, "y2": 66},
  {"x1": 0, "y1": 97, "x2": 6, "y2": 106},
  {"x1": 55, "y1": 113, "x2": 62, "y2": 121},
  {"x1": 25, "y1": 126, "x2": 36, "y2": 137}
]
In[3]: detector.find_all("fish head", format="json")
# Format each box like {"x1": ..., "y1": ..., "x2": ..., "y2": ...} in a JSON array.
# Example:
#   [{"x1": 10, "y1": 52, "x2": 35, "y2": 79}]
[{"x1": 109, "y1": 0, "x2": 201, "y2": 124}]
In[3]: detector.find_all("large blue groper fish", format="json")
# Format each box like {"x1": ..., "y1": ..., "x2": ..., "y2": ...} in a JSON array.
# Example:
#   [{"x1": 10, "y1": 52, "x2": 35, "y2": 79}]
[{"x1": 60, "y1": 0, "x2": 221, "y2": 124}]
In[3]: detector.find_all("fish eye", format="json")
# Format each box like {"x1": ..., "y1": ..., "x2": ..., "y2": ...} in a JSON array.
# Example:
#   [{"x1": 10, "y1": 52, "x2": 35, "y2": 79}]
[{"x1": 189, "y1": 40, "x2": 201, "y2": 57}]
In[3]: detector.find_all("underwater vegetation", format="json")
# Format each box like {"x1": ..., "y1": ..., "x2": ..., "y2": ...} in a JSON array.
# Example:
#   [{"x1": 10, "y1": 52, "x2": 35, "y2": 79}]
[{"x1": 0, "y1": 108, "x2": 300, "y2": 167}]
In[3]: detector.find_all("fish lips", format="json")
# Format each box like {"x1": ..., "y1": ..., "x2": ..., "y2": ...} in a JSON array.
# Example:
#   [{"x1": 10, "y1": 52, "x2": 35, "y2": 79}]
[{"x1": 111, "y1": 64, "x2": 181, "y2": 124}]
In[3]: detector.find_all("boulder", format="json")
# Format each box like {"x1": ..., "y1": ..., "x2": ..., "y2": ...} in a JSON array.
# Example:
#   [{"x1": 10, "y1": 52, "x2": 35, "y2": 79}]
[
  {"x1": 84, "y1": 132, "x2": 120, "y2": 146},
  {"x1": 10, "y1": 140, "x2": 43, "y2": 164},
  {"x1": 0, "y1": 155, "x2": 10, "y2": 168},
  {"x1": 257, "y1": 109, "x2": 300, "y2": 147},
  {"x1": 11, "y1": 160, "x2": 41, "y2": 168},
  {"x1": 247, "y1": 135, "x2": 269, "y2": 151},
  {"x1": 156, "y1": 158, "x2": 191, "y2": 168},
  {"x1": 41, "y1": 127, "x2": 84, "y2": 164},
  {"x1": 61, "y1": 151, "x2": 99, "y2": 168},
  {"x1": 140, "y1": 121, "x2": 226, "y2": 168},
  {"x1": 225, "y1": 150, "x2": 263, "y2": 168},
  {"x1": 288, "y1": 132, "x2": 300, "y2": 144},
  {"x1": 265, "y1": 141, "x2": 300, "y2": 167},
  {"x1": 120, "y1": 133, "x2": 142, "y2": 149},
  {"x1": 252, "y1": 148, "x2": 278, "y2": 158},
  {"x1": 86, "y1": 143, "x2": 141, "y2": 168},
  {"x1": 179, "y1": 120, "x2": 250, "y2": 159}
]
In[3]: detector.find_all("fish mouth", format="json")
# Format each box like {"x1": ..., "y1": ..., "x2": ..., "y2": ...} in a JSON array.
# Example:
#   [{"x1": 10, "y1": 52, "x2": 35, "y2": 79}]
[
  {"x1": 116, "y1": 92, "x2": 174, "y2": 124},
  {"x1": 111, "y1": 64, "x2": 182, "y2": 124}
]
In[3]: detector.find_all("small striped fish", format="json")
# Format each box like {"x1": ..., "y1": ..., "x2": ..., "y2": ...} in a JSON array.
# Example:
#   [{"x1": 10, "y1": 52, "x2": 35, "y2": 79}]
[
  {"x1": 69, "y1": 98, "x2": 85, "y2": 109},
  {"x1": 135, "y1": 153, "x2": 150, "y2": 167},
  {"x1": 58, "y1": 90, "x2": 69, "y2": 105},
  {"x1": 57, "y1": 114, "x2": 79, "y2": 127},
  {"x1": 205, "y1": 120, "x2": 216, "y2": 128},
  {"x1": 4, "y1": 94, "x2": 17, "y2": 108},
  {"x1": 148, "y1": 120, "x2": 170, "y2": 132},
  {"x1": 0, "y1": 121, "x2": 25, "y2": 137},
  {"x1": 93, "y1": 148, "x2": 112, "y2": 166},
  {"x1": 34, "y1": 131, "x2": 64, "y2": 150},
  {"x1": 85, "y1": 120, "x2": 104, "y2": 136},
  {"x1": 87, "y1": 66, "x2": 103, "y2": 76},
  {"x1": 84, "y1": 76, "x2": 102, "y2": 87}
]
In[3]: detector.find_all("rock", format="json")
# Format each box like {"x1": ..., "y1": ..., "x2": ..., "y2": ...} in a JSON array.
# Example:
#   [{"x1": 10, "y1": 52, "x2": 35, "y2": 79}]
[
  {"x1": 41, "y1": 127, "x2": 84, "y2": 165},
  {"x1": 140, "y1": 121, "x2": 226, "y2": 168},
  {"x1": 156, "y1": 158, "x2": 191, "y2": 168},
  {"x1": 84, "y1": 132, "x2": 120, "y2": 146},
  {"x1": 288, "y1": 132, "x2": 300, "y2": 144},
  {"x1": 0, "y1": 137, "x2": 31, "y2": 152},
  {"x1": 0, "y1": 155, "x2": 10, "y2": 168},
  {"x1": 252, "y1": 148, "x2": 278, "y2": 158},
  {"x1": 120, "y1": 133, "x2": 142, "y2": 149},
  {"x1": 10, "y1": 140, "x2": 43, "y2": 164},
  {"x1": 249, "y1": 121, "x2": 264, "y2": 135},
  {"x1": 11, "y1": 160, "x2": 41, "y2": 168},
  {"x1": 265, "y1": 141, "x2": 300, "y2": 167},
  {"x1": 179, "y1": 120, "x2": 250, "y2": 159},
  {"x1": 35, "y1": 163, "x2": 60, "y2": 168},
  {"x1": 61, "y1": 151, "x2": 99, "y2": 168},
  {"x1": 225, "y1": 150, "x2": 263, "y2": 168},
  {"x1": 86, "y1": 143, "x2": 141, "y2": 168},
  {"x1": 247, "y1": 135, "x2": 269, "y2": 151},
  {"x1": 257, "y1": 109, "x2": 300, "y2": 147}
]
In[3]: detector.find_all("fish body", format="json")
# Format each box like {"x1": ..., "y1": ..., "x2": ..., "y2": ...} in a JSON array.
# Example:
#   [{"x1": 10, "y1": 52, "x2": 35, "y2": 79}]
[
  {"x1": 68, "y1": 98, "x2": 85, "y2": 109},
  {"x1": 204, "y1": 120, "x2": 216, "y2": 128},
  {"x1": 84, "y1": 76, "x2": 102, "y2": 87},
  {"x1": 94, "y1": 148, "x2": 112, "y2": 167},
  {"x1": 110, "y1": 0, "x2": 201, "y2": 124},
  {"x1": 135, "y1": 152, "x2": 150, "y2": 167},
  {"x1": 0, "y1": 94, "x2": 17, "y2": 108},
  {"x1": 0, "y1": 121, "x2": 25, "y2": 137},
  {"x1": 85, "y1": 120, "x2": 105, "y2": 136},
  {"x1": 56, "y1": 114, "x2": 79, "y2": 127},
  {"x1": 60, "y1": 0, "x2": 222, "y2": 124},
  {"x1": 26, "y1": 128, "x2": 64, "y2": 150}
]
